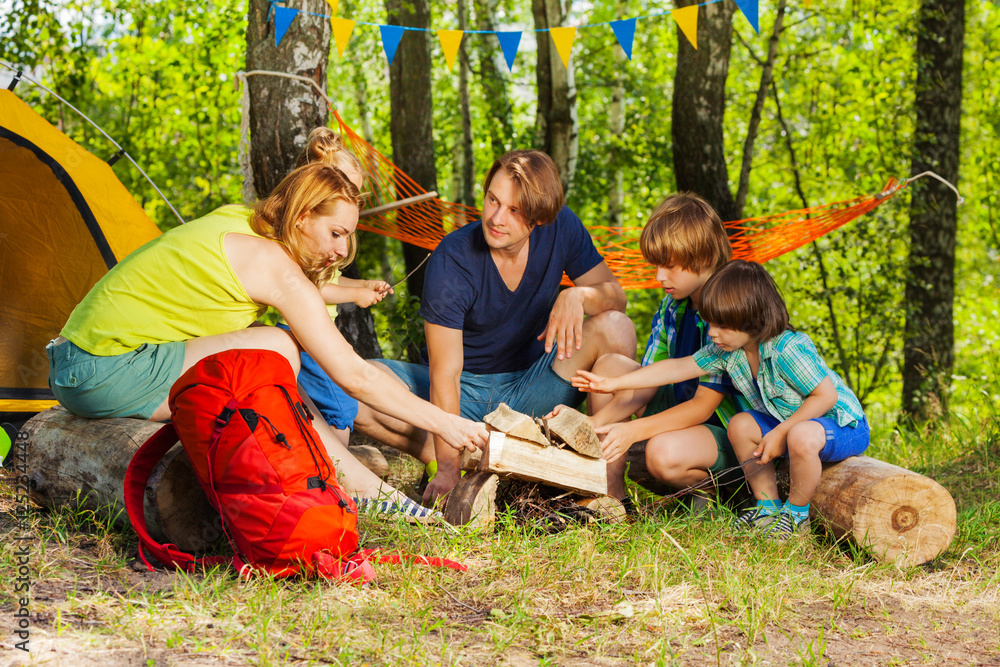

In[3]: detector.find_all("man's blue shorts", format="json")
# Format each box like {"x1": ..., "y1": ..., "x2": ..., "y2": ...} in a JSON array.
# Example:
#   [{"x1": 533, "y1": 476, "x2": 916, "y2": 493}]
[
  {"x1": 277, "y1": 324, "x2": 358, "y2": 431},
  {"x1": 377, "y1": 346, "x2": 583, "y2": 421},
  {"x1": 746, "y1": 410, "x2": 870, "y2": 462}
]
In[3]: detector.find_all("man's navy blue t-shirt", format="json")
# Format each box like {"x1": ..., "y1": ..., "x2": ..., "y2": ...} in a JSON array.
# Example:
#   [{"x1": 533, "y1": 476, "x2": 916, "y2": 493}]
[{"x1": 419, "y1": 206, "x2": 603, "y2": 374}]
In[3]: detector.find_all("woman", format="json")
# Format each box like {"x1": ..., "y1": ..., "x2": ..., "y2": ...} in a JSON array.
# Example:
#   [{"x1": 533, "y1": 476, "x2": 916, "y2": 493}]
[{"x1": 48, "y1": 161, "x2": 487, "y2": 511}]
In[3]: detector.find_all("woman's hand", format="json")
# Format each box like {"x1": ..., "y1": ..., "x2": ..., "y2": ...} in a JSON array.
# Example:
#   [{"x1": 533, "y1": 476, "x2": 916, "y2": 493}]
[
  {"x1": 571, "y1": 369, "x2": 618, "y2": 394},
  {"x1": 437, "y1": 415, "x2": 489, "y2": 453},
  {"x1": 595, "y1": 421, "x2": 637, "y2": 464},
  {"x1": 353, "y1": 287, "x2": 389, "y2": 308}
]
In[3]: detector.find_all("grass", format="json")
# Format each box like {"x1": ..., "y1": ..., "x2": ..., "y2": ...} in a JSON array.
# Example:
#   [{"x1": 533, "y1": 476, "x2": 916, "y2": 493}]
[{"x1": 2, "y1": 400, "x2": 1000, "y2": 665}]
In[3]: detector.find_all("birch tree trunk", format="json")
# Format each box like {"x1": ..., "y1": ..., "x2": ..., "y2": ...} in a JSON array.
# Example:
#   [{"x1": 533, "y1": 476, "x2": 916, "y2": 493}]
[
  {"x1": 245, "y1": 0, "x2": 331, "y2": 197},
  {"x1": 671, "y1": 0, "x2": 738, "y2": 223},
  {"x1": 246, "y1": 0, "x2": 380, "y2": 359},
  {"x1": 456, "y1": 0, "x2": 476, "y2": 207},
  {"x1": 901, "y1": 0, "x2": 965, "y2": 420},
  {"x1": 532, "y1": 0, "x2": 578, "y2": 196},
  {"x1": 473, "y1": 0, "x2": 514, "y2": 157},
  {"x1": 385, "y1": 0, "x2": 438, "y2": 307}
]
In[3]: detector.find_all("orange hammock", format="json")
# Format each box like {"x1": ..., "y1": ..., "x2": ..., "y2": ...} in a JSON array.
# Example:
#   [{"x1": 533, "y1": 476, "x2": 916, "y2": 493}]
[{"x1": 335, "y1": 110, "x2": 910, "y2": 291}]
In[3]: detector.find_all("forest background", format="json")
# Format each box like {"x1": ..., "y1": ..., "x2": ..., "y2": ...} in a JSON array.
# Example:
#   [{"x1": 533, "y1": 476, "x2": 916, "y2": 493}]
[{"x1": 1, "y1": 0, "x2": 997, "y2": 434}]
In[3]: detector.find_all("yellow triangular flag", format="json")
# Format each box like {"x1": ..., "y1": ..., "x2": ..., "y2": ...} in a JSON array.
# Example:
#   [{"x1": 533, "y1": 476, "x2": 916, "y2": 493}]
[
  {"x1": 325, "y1": 0, "x2": 338, "y2": 17},
  {"x1": 332, "y1": 17, "x2": 355, "y2": 57},
  {"x1": 437, "y1": 30, "x2": 464, "y2": 71},
  {"x1": 672, "y1": 5, "x2": 699, "y2": 50},
  {"x1": 550, "y1": 26, "x2": 576, "y2": 68}
]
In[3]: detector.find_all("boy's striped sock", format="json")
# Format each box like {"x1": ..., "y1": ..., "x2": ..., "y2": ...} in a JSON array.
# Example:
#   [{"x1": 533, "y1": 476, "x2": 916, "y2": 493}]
[
  {"x1": 352, "y1": 496, "x2": 442, "y2": 520},
  {"x1": 785, "y1": 502, "x2": 810, "y2": 523},
  {"x1": 756, "y1": 498, "x2": 784, "y2": 516}
]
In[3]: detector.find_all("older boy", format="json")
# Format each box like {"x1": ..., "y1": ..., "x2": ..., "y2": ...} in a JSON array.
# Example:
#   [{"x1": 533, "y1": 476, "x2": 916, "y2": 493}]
[{"x1": 571, "y1": 193, "x2": 745, "y2": 501}]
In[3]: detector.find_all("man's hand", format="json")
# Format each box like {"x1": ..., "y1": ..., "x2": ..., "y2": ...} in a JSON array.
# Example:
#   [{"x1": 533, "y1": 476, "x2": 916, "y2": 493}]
[
  {"x1": 595, "y1": 421, "x2": 637, "y2": 464},
  {"x1": 538, "y1": 287, "x2": 585, "y2": 360},
  {"x1": 571, "y1": 369, "x2": 619, "y2": 393},
  {"x1": 422, "y1": 464, "x2": 461, "y2": 506}
]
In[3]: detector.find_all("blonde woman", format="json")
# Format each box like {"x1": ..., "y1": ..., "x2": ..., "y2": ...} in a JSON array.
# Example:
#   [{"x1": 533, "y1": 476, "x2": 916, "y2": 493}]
[{"x1": 48, "y1": 162, "x2": 488, "y2": 513}]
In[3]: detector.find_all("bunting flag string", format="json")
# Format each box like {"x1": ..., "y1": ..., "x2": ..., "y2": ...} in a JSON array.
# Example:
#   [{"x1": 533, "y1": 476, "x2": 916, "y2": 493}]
[{"x1": 267, "y1": 0, "x2": 760, "y2": 66}]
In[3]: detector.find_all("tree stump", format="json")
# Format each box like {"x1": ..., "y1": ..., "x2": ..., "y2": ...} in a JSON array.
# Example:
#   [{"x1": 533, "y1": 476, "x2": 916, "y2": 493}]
[
  {"x1": 22, "y1": 407, "x2": 219, "y2": 551},
  {"x1": 442, "y1": 471, "x2": 499, "y2": 529}
]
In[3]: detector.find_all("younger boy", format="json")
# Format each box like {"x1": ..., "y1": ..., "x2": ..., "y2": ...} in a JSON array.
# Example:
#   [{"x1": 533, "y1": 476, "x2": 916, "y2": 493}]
[{"x1": 566, "y1": 193, "x2": 744, "y2": 501}]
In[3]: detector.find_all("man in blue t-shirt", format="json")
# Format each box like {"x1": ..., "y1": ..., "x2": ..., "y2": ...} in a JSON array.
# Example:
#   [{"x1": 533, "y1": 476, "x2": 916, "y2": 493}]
[{"x1": 357, "y1": 150, "x2": 635, "y2": 503}]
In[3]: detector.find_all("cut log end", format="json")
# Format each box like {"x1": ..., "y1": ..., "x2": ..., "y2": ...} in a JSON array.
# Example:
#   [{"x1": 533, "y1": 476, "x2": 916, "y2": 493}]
[
  {"x1": 576, "y1": 496, "x2": 626, "y2": 524},
  {"x1": 547, "y1": 409, "x2": 602, "y2": 458},
  {"x1": 443, "y1": 472, "x2": 499, "y2": 529}
]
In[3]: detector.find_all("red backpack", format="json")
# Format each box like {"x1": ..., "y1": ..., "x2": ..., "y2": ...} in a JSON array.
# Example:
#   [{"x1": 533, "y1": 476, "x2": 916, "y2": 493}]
[{"x1": 125, "y1": 349, "x2": 370, "y2": 581}]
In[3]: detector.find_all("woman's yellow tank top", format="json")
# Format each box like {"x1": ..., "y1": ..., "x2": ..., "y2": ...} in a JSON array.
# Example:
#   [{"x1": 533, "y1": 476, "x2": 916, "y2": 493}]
[{"x1": 62, "y1": 205, "x2": 268, "y2": 356}]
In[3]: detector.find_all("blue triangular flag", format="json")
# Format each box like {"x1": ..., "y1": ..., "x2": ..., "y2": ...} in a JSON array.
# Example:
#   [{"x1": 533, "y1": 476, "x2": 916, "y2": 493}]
[
  {"x1": 733, "y1": 0, "x2": 759, "y2": 33},
  {"x1": 496, "y1": 31, "x2": 522, "y2": 72},
  {"x1": 380, "y1": 25, "x2": 406, "y2": 65},
  {"x1": 273, "y1": 6, "x2": 297, "y2": 47},
  {"x1": 610, "y1": 18, "x2": 637, "y2": 60}
]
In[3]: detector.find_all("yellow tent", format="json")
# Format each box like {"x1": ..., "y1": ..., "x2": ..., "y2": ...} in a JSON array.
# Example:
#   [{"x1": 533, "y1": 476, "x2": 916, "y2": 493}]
[{"x1": 0, "y1": 89, "x2": 162, "y2": 413}]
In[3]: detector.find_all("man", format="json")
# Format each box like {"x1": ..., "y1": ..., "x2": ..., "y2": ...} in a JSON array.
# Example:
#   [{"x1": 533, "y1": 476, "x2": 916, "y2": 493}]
[{"x1": 356, "y1": 150, "x2": 635, "y2": 502}]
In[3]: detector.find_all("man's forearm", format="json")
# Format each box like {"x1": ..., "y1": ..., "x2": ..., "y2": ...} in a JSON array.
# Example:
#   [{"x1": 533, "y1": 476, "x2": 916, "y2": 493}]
[
  {"x1": 575, "y1": 281, "x2": 626, "y2": 316},
  {"x1": 429, "y1": 372, "x2": 463, "y2": 469}
]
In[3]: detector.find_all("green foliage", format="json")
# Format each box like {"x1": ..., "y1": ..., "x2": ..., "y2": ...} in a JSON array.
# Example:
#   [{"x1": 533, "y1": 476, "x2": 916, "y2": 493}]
[{"x1": 2, "y1": 0, "x2": 997, "y2": 422}]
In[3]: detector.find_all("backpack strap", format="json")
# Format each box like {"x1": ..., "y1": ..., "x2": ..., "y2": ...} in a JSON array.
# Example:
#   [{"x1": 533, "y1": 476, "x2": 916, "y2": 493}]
[{"x1": 123, "y1": 423, "x2": 228, "y2": 573}]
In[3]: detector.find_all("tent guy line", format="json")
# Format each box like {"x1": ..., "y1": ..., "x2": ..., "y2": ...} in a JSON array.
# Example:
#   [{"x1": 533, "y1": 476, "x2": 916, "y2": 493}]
[{"x1": 0, "y1": 61, "x2": 186, "y2": 227}]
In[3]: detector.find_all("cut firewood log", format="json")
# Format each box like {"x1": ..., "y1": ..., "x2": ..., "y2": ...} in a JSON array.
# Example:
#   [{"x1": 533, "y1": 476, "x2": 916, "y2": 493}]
[
  {"x1": 576, "y1": 495, "x2": 626, "y2": 523},
  {"x1": 22, "y1": 407, "x2": 219, "y2": 551},
  {"x1": 547, "y1": 409, "x2": 602, "y2": 458},
  {"x1": 807, "y1": 455, "x2": 956, "y2": 568},
  {"x1": 625, "y1": 440, "x2": 955, "y2": 566},
  {"x1": 466, "y1": 430, "x2": 607, "y2": 496},
  {"x1": 483, "y1": 403, "x2": 548, "y2": 447},
  {"x1": 442, "y1": 471, "x2": 499, "y2": 528}
]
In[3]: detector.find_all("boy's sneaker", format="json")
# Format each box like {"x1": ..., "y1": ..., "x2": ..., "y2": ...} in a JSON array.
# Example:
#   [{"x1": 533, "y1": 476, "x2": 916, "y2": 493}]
[
  {"x1": 732, "y1": 507, "x2": 780, "y2": 533},
  {"x1": 764, "y1": 511, "x2": 811, "y2": 541}
]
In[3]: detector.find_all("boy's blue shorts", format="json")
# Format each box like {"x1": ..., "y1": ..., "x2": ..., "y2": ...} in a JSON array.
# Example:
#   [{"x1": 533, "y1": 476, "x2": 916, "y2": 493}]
[
  {"x1": 377, "y1": 346, "x2": 583, "y2": 421},
  {"x1": 746, "y1": 410, "x2": 870, "y2": 462},
  {"x1": 277, "y1": 324, "x2": 358, "y2": 431}
]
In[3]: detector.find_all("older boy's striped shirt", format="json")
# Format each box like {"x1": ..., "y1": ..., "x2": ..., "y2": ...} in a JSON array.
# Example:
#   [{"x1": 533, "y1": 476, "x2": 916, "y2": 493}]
[
  {"x1": 692, "y1": 330, "x2": 866, "y2": 427},
  {"x1": 642, "y1": 295, "x2": 744, "y2": 425}
]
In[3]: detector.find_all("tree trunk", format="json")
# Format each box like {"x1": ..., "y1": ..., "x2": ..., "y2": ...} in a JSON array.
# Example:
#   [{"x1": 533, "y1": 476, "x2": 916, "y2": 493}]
[
  {"x1": 456, "y1": 0, "x2": 476, "y2": 207},
  {"x1": 246, "y1": 0, "x2": 381, "y2": 364},
  {"x1": 335, "y1": 264, "x2": 385, "y2": 359},
  {"x1": 385, "y1": 0, "x2": 438, "y2": 303},
  {"x1": 608, "y1": 17, "x2": 626, "y2": 231},
  {"x1": 245, "y1": 0, "x2": 331, "y2": 197},
  {"x1": 901, "y1": 0, "x2": 965, "y2": 420},
  {"x1": 671, "y1": 0, "x2": 739, "y2": 223},
  {"x1": 532, "y1": 0, "x2": 578, "y2": 196},
  {"x1": 472, "y1": 0, "x2": 514, "y2": 156}
]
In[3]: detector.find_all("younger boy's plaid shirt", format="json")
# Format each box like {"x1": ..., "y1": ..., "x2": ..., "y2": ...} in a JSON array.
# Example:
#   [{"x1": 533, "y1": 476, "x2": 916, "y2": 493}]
[
  {"x1": 692, "y1": 330, "x2": 865, "y2": 427},
  {"x1": 642, "y1": 295, "x2": 743, "y2": 425}
]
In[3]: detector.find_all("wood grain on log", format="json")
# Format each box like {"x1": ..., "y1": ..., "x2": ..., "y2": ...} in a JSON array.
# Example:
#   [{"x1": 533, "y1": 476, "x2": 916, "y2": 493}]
[
  {"x1": 475, "y1": 431, "x2": 608, "y2": 496},
  {"x1": 809, "y1": 455, "x2": 955, "y2": 567},
  {"x1": 443, "y1": 471, "x2": 499, "y2": 528},
  {"x1": 23, "y1": 407, "x2": 219, "y2": 551},
  {"x1": 483, "y1": 403, "x2": 548, "y2": 446},
  {"x1": 547, "y1": 409, "x2": 602, "y2": 458}
]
